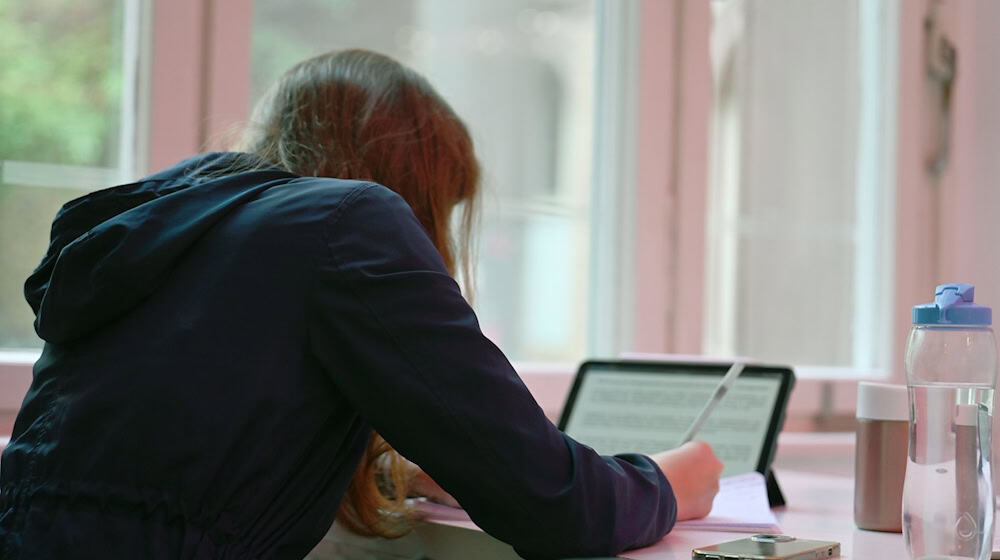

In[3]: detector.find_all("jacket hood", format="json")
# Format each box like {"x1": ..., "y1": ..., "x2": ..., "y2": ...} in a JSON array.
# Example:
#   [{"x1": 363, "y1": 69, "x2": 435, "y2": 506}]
[{"x1": 25, "y1": 152, "x2": 296, "y2": 343}]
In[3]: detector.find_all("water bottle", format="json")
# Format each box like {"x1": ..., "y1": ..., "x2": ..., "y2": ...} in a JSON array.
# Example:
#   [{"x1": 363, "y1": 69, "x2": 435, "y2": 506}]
[{"x1": 903, "y1": 283, "x2": 997, "y2": 560}]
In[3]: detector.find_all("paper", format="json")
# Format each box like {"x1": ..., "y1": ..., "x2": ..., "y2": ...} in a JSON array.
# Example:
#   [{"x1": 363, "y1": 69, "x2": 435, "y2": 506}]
[
  {"x1": 412, "y1": 471, "x2": 780, "y2": 534},
  {"x1": 674, "y1": 471, "x2": 781, "y2": 533}
]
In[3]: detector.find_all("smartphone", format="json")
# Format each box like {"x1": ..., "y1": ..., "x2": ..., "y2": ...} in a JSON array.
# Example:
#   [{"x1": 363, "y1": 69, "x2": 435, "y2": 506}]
[{"x1": 691, "y1": 534, "x2": 840, "y2": 560}]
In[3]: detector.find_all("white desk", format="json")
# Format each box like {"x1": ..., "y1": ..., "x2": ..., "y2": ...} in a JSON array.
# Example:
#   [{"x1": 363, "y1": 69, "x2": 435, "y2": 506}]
[
  {"x1": 309, "y1": 432, "x2": 914, "y2": 559},
  {"x1": 623, "y1": 469, "x2": 902, "y2": 560}
]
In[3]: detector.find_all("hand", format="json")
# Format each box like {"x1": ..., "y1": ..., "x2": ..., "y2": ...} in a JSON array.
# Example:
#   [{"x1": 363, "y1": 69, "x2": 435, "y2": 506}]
[
  {"x1": 404, "y1": 459, "x2": 460, "y2": 508},
  {"x1": 651, "y1": 440, "x2": 723, "y2": 520}
]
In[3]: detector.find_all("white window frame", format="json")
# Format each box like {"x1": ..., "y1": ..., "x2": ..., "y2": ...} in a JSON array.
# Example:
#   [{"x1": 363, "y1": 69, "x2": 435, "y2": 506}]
[{"x1": 587, "y1": 0, "x2": 639, "y2": 358}]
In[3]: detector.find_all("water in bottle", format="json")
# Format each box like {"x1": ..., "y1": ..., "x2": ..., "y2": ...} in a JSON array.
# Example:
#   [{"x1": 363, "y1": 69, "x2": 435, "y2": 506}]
[{"x1": 903, "y1": 283, "x2": 997, "y2": 560}]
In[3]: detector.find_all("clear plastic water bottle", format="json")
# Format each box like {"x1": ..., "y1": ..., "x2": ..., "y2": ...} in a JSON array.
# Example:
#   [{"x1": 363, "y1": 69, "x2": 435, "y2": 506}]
[{"x1": 903, "y1": 283, "x2": 997, "y2": 560}]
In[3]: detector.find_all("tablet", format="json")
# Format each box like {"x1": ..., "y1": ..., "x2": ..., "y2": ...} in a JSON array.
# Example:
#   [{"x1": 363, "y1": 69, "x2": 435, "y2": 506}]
[{"x1": 558, "y1": 360, "x2": 795, "y2": 479}]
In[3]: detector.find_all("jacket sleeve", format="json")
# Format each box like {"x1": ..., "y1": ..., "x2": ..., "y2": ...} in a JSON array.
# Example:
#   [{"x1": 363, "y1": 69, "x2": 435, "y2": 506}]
[{"x1": 308, "y1": 184, "x2": 677, "y2": 559}]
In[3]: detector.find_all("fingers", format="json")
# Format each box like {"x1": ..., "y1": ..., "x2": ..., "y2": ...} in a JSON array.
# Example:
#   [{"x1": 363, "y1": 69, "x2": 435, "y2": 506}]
[
  {"x1": 652, "y1": 441, "x2": 724, "y2": 520},
  {"x1": 683, "y1": 440, "x2": 723, "y2": 473}
]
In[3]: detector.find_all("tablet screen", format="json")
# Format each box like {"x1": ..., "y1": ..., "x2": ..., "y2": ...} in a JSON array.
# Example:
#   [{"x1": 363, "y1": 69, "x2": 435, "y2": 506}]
[{"x1": 559, "y1": 362, "x2": 792, "y2": 478}]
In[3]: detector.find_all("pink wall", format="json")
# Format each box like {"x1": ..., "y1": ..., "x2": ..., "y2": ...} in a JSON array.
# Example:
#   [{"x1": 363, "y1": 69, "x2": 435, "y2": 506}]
[
  {"x1": 633, "y1": 0, "x2": 711, "y2": 355},
  {"x1": 202, "y1": 0, "x2": 252, "y2": 150},
  {"x1": 893, "y1": 0, "x2": 1000, "y2": 384},
  {"x1": 149, "y1": 0, "x2": 206, "y2": 171},
  {"x1": 938, "y1": 1, "x2": 1000, "y2": 304},
  {"x1": 148, "y1": 0, "x2": 252, "y2": 172},
  {"x1": 633, "y1": 0, "x2": 677, "y2": 353}
]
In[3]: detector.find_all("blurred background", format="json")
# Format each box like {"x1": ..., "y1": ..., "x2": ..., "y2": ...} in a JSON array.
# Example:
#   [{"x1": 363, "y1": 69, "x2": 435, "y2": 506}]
[{"x1": 1, "y1": 0, "x2": 998, "y2": 429}]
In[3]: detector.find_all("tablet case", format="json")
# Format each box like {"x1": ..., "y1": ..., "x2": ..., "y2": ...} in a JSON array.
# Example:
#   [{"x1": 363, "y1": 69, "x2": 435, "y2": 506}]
[{"x1": 559, "y1": 360, "x2": 795, "y2": 508}]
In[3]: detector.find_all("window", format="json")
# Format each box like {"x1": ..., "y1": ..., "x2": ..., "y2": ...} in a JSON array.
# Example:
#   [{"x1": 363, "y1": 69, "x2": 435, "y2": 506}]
[
  {"x1": 3, "y1": 0, "x2": 999, "y2": 435},
  {"x1": 250, "y1": 0, "x2": 598, "y2": 361},
  {"x1": 0, "y1": 0, "x2": 634, "y2": 431},
  {"x1": 704, "y1": 0, "x2": 898, "y2": 378},
  {"x1": 0, "y1": 0, "x2": 144, "y2": 349},
  {"x1": 0, "y1": 0, "x2": 602, "y2": 365}
]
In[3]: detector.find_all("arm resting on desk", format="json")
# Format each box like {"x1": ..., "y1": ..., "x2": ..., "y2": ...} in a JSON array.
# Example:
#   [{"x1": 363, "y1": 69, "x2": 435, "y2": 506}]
[{"x1": 310, "y1": 186, "x2": 678, "y2": 559}]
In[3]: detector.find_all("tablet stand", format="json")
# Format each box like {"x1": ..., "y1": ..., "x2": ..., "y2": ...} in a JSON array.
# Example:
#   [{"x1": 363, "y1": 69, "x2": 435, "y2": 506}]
[{"x1": 766, "y1": 470, "x2": 786, "y2": 507}]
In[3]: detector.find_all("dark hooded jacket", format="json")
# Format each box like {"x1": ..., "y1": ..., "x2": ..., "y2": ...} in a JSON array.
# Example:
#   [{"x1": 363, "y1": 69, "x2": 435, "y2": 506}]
[{"x1": 0, "y1": 153, "x2": 676, "y2": 559}]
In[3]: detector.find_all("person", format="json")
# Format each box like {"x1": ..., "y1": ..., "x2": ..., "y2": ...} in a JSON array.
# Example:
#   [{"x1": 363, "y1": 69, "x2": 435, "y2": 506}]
[{"x1": 0, "y1": 49, "x2": 722, "y2": 559}]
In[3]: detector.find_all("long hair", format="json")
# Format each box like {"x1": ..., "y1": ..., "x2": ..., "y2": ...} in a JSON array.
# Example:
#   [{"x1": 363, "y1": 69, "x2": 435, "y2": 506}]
[
  {"x1": 238, "y1": 49, "x2": 479, "y2": 289},
  {"x1": 237, "y1": 49, "x2": 480, "y2": 537}
]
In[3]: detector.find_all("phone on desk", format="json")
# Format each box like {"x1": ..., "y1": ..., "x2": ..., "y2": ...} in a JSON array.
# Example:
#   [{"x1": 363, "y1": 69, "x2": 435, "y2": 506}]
[{"x1": 692, "y1": 534, "x2": 840, "y2": 560}]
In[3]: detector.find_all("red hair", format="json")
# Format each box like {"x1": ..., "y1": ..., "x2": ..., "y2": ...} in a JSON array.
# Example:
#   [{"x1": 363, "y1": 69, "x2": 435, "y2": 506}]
[
  {"x1": 240, "y1": 48, "x2": 479, "y2": 286},
  {"x1": 239, "y1": 49, "x2": 480, "y2": 537}
]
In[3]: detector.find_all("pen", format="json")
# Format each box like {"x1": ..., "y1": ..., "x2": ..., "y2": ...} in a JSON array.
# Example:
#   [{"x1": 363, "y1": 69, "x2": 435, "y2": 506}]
[{"x1": 679, "y1": 362, "x2": 745, "y2": 444}]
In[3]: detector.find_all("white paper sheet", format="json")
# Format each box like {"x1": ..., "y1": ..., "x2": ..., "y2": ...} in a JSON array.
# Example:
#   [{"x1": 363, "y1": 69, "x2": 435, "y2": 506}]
[{"x1": 674, "y1": 471, "x2": 781, "y2": 533}]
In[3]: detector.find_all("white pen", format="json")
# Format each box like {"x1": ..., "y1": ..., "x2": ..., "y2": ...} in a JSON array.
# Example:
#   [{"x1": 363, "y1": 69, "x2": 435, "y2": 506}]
[{"x1": 679, "y1": 362, "x2": 745, "y2": 444}]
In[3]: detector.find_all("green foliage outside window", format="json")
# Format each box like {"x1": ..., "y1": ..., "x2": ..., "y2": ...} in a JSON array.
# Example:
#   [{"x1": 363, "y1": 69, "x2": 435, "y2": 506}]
[
  {"x1": 0, "y1": 0, "x2": 123, "y2": 347},
  {"x1": 0, "y1": 0, "x2": 122, "y2": 166}
]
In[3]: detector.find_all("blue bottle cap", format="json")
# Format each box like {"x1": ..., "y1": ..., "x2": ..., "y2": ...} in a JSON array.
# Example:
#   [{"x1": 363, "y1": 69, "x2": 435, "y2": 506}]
[{"x1": 912, "y1": 283, "x2": 992, "y2": 325}]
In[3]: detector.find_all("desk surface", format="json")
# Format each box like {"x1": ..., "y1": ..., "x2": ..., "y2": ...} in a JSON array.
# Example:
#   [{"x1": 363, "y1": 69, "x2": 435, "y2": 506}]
[
  {"x1": 311, "y1": 432, "x2": 917, "y2": 560},
  {"x1": 387, "y1": 470, "x2": 902, "y2": 560},
  {"x1": 623, "y1": 469, "x2": 900, "y2": 559}
]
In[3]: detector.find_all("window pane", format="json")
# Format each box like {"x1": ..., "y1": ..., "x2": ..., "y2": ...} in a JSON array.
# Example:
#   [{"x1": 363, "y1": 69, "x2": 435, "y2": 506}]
[
  {"x1": 0, "y1": 0, "x2": 123, "y2": 167},
  {"x1": 250, "y1": 0, "x2": 596, "y2": 361},
  {"x1": 0, "y1": 0, "x2": 127, "y2": 348},
  {"x1": 705, "y1": 0, "x2": 896, "y2": 372}
]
